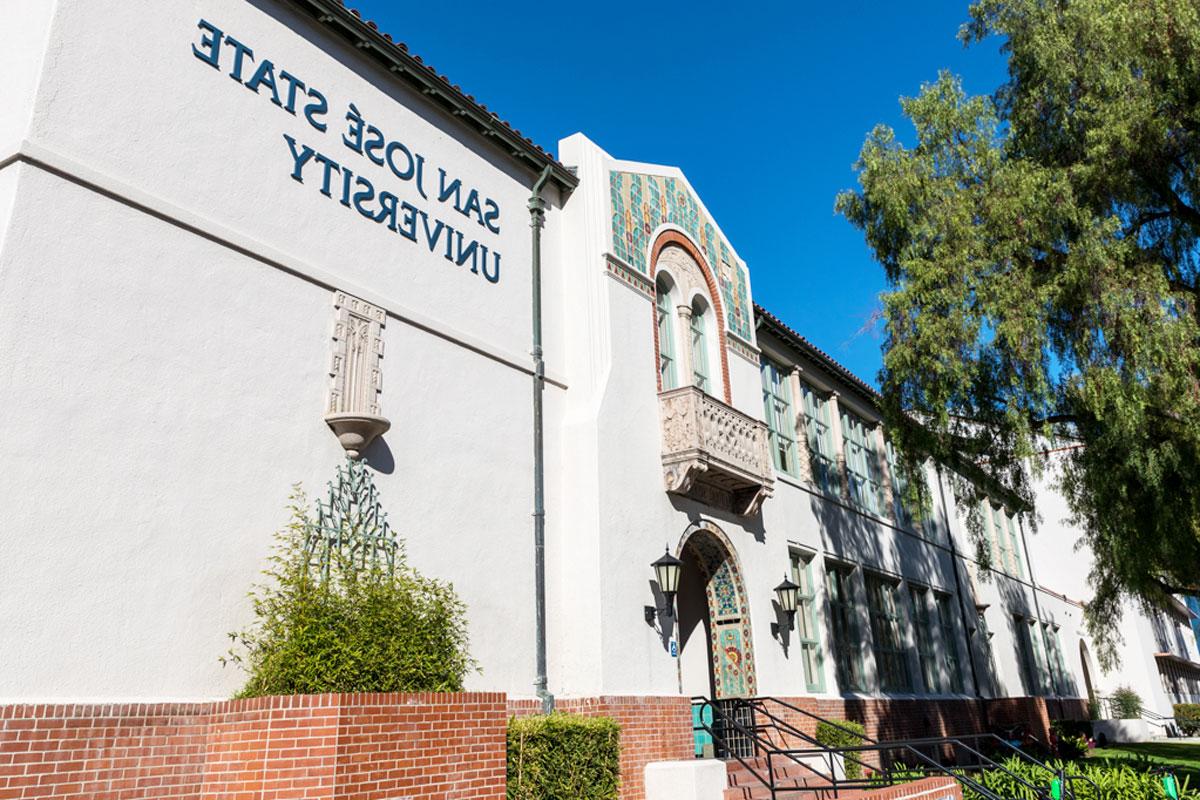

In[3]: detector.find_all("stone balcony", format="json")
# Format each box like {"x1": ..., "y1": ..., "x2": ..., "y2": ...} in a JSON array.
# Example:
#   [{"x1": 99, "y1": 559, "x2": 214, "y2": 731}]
[{"x1": 659, "y1": 385, "x2": 775, "y2": 516}]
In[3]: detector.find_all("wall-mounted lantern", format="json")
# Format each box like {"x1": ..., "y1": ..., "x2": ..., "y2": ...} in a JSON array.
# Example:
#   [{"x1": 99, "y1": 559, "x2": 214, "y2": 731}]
[
  {"x1": 772, "y1": 574, "x2": 800, "y2": 639},
  {"x1": 646, "y1": 548, "x2": 683, "y2": 624}
]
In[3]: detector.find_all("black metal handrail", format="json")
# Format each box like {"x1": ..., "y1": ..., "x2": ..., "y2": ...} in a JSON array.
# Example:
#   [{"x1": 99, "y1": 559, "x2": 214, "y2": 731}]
[
  {"x1": 692, "y1": 696, "x2": 1018, "y2": 800},
  {"x1": 751, "y1": 696, "x2": 1070, "y2": 800}
]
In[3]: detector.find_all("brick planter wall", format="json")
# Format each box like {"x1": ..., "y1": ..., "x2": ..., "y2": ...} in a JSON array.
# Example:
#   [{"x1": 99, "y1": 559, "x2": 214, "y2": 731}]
[
  {"x1": 508, "y1": 696, "x2": 693, "y2": 800},
  {"x1": 0, "y1": 693, "x2": 506, "y2": 800}
]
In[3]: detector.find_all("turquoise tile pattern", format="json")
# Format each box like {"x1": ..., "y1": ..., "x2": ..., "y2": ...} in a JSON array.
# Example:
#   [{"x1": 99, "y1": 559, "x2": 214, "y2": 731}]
[{"x1": 610, "y1": 171, "x2": 753, "y2": 342}]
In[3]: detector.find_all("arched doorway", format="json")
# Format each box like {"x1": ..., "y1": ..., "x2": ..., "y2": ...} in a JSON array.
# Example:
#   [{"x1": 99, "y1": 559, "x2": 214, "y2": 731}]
[{"x1": 676, "y1": 522, "x2": 758, "y2": 699}]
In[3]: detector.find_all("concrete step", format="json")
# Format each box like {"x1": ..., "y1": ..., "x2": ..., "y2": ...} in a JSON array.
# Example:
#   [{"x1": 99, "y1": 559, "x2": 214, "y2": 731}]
[{"x1": 723, "y1": 757, "x2": 837, "y2": 800}]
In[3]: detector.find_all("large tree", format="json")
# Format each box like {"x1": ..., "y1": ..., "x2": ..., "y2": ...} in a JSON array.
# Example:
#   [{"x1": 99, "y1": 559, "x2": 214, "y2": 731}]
[{"x1": 837, "y1": 0, "x2": 1200, "y2": 666}]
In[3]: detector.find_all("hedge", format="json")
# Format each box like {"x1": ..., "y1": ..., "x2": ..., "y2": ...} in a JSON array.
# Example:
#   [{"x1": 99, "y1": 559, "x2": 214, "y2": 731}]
[
  {"x1": 1176, "y1": 703, "x2": 1200, "y2": 736},
  {"x1": 507, "y1": 713, "x2": 621, "y2": 800},
  {"x1": 815, "y1": 719, "x2": 867, "y2": 780}
]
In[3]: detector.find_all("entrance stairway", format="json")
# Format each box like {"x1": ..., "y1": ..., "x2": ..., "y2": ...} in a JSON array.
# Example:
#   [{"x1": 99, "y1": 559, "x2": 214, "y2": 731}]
[
  {"x1": 723, "y1": 756, "x2": 836, "y2": 800},
  {"x1": 693, "y1": 695, "x2": 1090, "y2": 800}
]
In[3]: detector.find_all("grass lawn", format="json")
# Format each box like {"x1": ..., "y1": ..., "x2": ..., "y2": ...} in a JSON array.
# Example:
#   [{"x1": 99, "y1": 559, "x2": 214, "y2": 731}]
[{"x1": 1088, "y1": 741, "x2": 1200, "y2": 783}]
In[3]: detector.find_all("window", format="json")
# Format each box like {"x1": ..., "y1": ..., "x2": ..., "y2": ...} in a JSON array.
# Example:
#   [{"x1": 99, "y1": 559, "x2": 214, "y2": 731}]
[
  {"x1": 689, "y1": 302, "x2": 709, "y2": 391},
  {"x1": 801, "y1": 383, "x2": 840, "y2": 496},
  {"x1": 1006, "y1": 512, "x2": 1025, "y2": 579},
  {"x1": 656, "y1": 281, "x2": 677, "y2": 389},
  {"x1": 1014, "y1": 615, "x2": 1047, "y2": 695},
  {"x1": 791, "y1": 551, "x2": 824, "y2": 692},
  {"x1": 842, "y1": 410, "x2": 883, "y2": 515},
  {"x1": 886, "y1": 441, "x2": 914, "y2": 528},
  {"x1": 935, "y1": 592, "x2": 965, "y2": 693},
  {"x1": 865, "y1": 574, "x2": 911, "y2": 692},
  {"x1": 975, "y1": 606, "x2": 995, "y2": 692},
  {"x1": 762, "y1": 360, "x2": 798, "y2": 476},
  {"x1": 910, "y1": 585, "x2": 940, "y2": 693},
  {"x1": 825, "y1": 564, "x2": 865, "y2": 692},
  {"x1": 989, "y1": 504, "x2": 1011, "y2": 573},
  {"x1": 1044, "y1": 623, "x2": 1069, "y2": 695}
]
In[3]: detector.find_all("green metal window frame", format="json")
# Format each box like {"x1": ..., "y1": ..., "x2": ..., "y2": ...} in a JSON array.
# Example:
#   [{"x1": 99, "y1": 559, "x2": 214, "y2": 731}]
[
  {"x1": 935, "y1": 591, "x2": 966, "y2": 693},
  {"x1": 909, "y1": 585, "x2": 941, "y2": 693},
  {"x1": 762, "y1": 360, "x2": 799, "y2": 477},
  {"x1": 655, "y1": 284, "x2": 677, "y2": 390},
  {"x1": 990, "y1": 504, "x2": 1012, "y2": 573},
  {"x1": 791, "y1": 551, "x2": 825, "y2": 692},
  {"x1": 865, "y1": 573, "x2": 911, "y2": 692},
  {"x1": 885, "y1": 440, "x2": 914, "y2": 529},
  {"x1": 802, "y1": 383, "x2": 840, "y2": 497},
  {"x1": 1006, "y1": 512, "x2": 1026, "y2": 580},
  {"x1": 689, "y1": 305, "x2": 709, "y2": 391},
  {"x1": 842, "y1": 410, "x2": 883, "y2": 515},
  {"x1": 1014, "y1": 615, "x2": 1048, "y2": 695},
  {"x1": 825, "y1": 563, "x2": 865, "y2": 692}
]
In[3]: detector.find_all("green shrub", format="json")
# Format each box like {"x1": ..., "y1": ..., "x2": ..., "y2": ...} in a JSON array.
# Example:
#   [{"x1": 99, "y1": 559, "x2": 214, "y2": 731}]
[
  {"x1": 960, "y1": 756, "x2": 1197, "y2": 800},
  {"x1": 224, "y1": 487, "x2": 474, "y2": 696},
  {"x1": 1087, "y1": 698, "x2": 1102, "y2": 721},
  {"x1": 507, "y1": 713, "x2": 620, "y2": 800},
  {"x1": 1051, "y1": 720, "x2": 1091, "y2": 760},
  {"x1": 816, "y1": 719, "x2": 868, "y2": 780},
  {"x1": 1111, "y1": 686, "x2": 1143, "y2": 720},
  {"x1": 1176, "y1": 703, "x2": 1200, "y2": 736}
]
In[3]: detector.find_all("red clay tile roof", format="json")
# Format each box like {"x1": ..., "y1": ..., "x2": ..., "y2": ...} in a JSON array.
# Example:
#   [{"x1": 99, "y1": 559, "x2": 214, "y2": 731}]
[{"x1": 754, "y1": 303, "x2": 880, "y2": 402}]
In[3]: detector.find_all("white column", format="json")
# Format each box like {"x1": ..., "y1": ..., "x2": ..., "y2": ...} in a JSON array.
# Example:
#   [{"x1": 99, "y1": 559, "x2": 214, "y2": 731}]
[{"x1": 676, "y1": 304, "x2": 694, "y2": 387}]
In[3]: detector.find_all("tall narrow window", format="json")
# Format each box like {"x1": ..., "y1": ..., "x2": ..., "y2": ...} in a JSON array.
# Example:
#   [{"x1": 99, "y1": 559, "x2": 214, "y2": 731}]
[
  {"x1": 689, "y1": 303, "x2": 709, "y2": 391},
  {"x1": 1006, "y1": 512, "x2": 1025, "y2": 579},
  {"x1": 990, "y1": 504, "x2": 1012, "y2": 573},
  {"x1": 842, "y1": 411, "x2": 883, "y2": 515},
  {"x1": 791, "y1": 551, "x2": 824, "y2": 692},
  {"x1": 656, "y1": 282, "x2": 677, "y2": 390},
  {"x1": 886, "y1": 441, "x2": 914, "y2": 528},
  {"x1": 762, "y1": 360, "x2": 798, "y2": 476},
  {"x1": 910, "y1": 585, "x2": 940, "y2": 693},
  {"x1": 865, "y1": 574, "x2": 911, "y2": 692},
  {"x1": 801, "y1": 383, "x2": 840, "y2": 497},
  {"x1": 1044, "y1": 623, "x2": 1069, "y2": 695},
  {"x1": 935, "y1": 592, "x2": 965, "y2": 693},
  {"x1": 825, "y1": 564, "x2": 865, "y2": 692},
  {"x1": 1014, "y1": 615, "x2": 1045, "y2": 695}
]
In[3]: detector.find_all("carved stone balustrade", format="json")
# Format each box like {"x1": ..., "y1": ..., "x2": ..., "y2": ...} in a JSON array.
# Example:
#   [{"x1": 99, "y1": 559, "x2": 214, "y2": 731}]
[{"x1": 659, "y1": 386, "x2": 775, "y2": 516}]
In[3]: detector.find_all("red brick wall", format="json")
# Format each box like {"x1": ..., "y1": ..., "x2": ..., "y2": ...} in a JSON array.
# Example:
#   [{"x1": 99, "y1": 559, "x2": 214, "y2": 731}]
[
  {"x1": 508, "y1": 695, "x2": 692, "y2": 800},
  {"x1": 0, "y1": 693, "x2": 506, "y2": 800}
]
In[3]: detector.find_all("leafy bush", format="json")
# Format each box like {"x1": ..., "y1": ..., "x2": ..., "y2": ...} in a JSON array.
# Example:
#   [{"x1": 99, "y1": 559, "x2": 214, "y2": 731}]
[
  {"x1": 961, "y1": 756, "x2": 1197, "y2": 800},
  {"x1": 224, "y1": 487, "x2": 474, "y2": 696},
  {"x1": 816, "y1": 719, "x2": 868, "y2": 780},
  {"x1": 507, "y1": 713, "x2": 620, "y2": 800},
  {"x1": 1051, "y1": 720, "x2": 1092, "y2": 760},
  {"x1": 1111, "y1": 686, "x2": 1143, "y2": 720},
  {"x1": 1176, "y1": 704, "x2": 1200, "y2": 736},
  {"x1": 1087, "y1": 698, "x2": 1102, "y2": 721}
]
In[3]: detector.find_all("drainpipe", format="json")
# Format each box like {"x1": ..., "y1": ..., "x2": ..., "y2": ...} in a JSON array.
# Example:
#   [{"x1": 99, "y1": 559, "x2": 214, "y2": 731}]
[
  {"x1": 937, "y1": 465, "x2": 988, "y2": 729},
  {"x1": 529, "y1": 165, "x2": 554, "y2": 714}
]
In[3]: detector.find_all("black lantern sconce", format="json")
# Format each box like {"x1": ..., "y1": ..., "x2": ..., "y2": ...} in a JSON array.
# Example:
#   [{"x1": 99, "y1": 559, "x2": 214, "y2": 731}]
[
  {"x1": 646, "y1": 547, "x2": 683, "y2": 624},
  {"x1": 771, "y1": 573, "x2": 800, "y2": 639}
]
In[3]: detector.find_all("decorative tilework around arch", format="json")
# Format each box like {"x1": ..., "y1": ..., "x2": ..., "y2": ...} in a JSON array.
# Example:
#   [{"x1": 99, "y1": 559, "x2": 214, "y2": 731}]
[
  {"x1": 679, "y1": 522, "x2": 758, "y2": 698},
  {"x1": 611, "y1": 170, "x2": 753, "y2": 342}
]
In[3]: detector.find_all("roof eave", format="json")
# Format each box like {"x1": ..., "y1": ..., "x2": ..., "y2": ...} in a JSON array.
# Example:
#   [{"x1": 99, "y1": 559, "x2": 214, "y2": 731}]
[{"x1": 288, "y1": 0, "x2": 578, "y2": 195}]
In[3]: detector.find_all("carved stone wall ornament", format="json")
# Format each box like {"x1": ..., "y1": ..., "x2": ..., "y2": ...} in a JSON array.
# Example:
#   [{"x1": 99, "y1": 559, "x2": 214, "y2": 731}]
[{"x1": 325, "y1": 291, "x2": 390, "y2": 459}]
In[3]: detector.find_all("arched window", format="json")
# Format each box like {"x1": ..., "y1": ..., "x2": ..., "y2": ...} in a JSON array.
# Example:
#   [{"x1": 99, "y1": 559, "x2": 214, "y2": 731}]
[
  {"x1": 656, "y1": 277, "x2": 678, "y2": 390},
  {"x1": 689, "y1": 297, "x2": 710, "y2": 391}
]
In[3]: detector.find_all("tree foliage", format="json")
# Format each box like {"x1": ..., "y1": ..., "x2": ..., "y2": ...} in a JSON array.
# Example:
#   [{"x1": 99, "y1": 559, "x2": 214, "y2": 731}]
[
  {"x1": 837, "y1": 0, "x2": 1200, "y2": 666},
  {"x1": 224, "y1": 488, "x2": 474, "y2": 696}
]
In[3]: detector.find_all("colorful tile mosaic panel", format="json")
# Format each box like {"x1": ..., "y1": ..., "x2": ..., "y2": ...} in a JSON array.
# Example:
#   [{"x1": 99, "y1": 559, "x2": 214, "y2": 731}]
[
  {"x1": 610, "y1": 170, "x2": 753, "y2": 342},
  {"x1": 688, "y1": 528, "x2": 758, "y2": 699}
]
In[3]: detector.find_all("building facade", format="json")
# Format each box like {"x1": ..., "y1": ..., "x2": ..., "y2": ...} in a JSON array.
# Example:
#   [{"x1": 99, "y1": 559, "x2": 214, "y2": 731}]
[{"x1": 3, "y1": 0, "x2": 1195, "y2": 749}]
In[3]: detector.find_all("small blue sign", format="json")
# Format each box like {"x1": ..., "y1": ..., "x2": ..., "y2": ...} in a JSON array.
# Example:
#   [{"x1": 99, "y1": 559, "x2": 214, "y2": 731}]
[{"x1": 670, "y1": 639, "x2": 678, "y2": 657}]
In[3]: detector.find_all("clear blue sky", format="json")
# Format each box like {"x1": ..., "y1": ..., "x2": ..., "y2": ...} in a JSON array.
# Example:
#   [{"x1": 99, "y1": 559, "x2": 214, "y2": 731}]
[{"x1": 354, "y1": 1, "x2": 1008, "y2": 386}]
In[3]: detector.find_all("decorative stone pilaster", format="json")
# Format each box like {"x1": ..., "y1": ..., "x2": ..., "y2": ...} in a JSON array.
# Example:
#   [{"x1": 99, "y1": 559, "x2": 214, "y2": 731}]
[
  {"x1": 827, "y1": 391, "x2": 851, "y2": 498},
  {"x1": 874, "y1": 426, "x2": 895, "y2": 522},
  {"x1": 789, "y1": 367, "x2": 815, "y2": 484}
]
